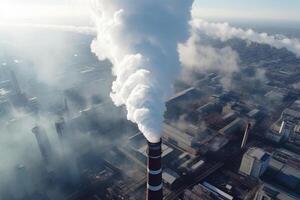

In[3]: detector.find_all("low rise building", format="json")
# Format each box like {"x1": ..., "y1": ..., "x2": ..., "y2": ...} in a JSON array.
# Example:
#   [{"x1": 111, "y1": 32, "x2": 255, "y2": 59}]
[
  {"x1": 266, "y1": 99, "x2": 300, "y2": 144},
  {"x1": 255, "y1": 183, "x2": 300, "y2": 200},
  {"x1": 239, "y1": 147, "x2": 270, "y2": 178},
  {"x1": 219, "y1": 118, "x2": 245, "y2": 137}
]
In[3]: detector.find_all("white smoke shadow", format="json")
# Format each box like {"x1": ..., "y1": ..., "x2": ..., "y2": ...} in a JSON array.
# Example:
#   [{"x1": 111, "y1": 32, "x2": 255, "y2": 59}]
[{"x1": 90, "y1": 0, "x2": 194, "y2": 143}]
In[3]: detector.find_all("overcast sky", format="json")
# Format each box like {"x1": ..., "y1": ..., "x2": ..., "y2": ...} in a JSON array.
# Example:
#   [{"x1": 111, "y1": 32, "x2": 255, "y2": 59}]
[{"x1": 0, "y1": 0, "x2": 300, "y2": 23}]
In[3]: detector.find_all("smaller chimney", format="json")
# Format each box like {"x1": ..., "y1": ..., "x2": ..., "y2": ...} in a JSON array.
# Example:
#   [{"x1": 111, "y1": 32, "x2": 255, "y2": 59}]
[
  {"x1": 10, "y1": 70, "x2": 21, "y2": 95},
  {"x1": 241, "y1": 123, "x2": 251, "y2": 149},
  {"x1": 32, "y1": 126, "x2": 52, "y2": 165},
  {"x1": 146, "y1": 140, "x2": 163, "y2": 200},
  {"x1": 55, "y1": 117, "x2": 66, "y2": 141},
  {"x1": 64, "y1": 98, "x2": 71, "y2": 119}
]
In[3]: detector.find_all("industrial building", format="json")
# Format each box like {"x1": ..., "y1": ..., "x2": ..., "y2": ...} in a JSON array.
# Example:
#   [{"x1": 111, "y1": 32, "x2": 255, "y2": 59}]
[
  {"x1": 126, "y1": 133, "x2": 174, "y2": 164},
  {"x1": 262, "y1": 149, "x2": 300, "y2": 195},
  {"x1": 183, "y1": 183, "x2": 230, "y2": 200},
  {"x1": 162, "y1": 123, "x2": 198, "y2": 155},
  {"x1": 239, "y1": 147, "x2": 270, "y2": 178},
  {"x1": 255, "y1": 183, "x2": 300, "y2": 200},
  {"x1": 266, "y1": 99, "x2": 300, "y2": 144},
  {"x1": 219, "y1": 118, "x2": 245, "y2": 137},
  {"x1": 162, "y1": 168, "x2": 180, "y2": 189},
  {"x1": 183, "y1": 177, "x2": 258, "y2": 200}
]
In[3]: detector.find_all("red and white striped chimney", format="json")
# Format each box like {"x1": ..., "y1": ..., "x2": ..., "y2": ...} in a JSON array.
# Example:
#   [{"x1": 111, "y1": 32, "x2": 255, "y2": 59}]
[{"x1": 146, "y1": 140, "x2": 163, "y2": 200}]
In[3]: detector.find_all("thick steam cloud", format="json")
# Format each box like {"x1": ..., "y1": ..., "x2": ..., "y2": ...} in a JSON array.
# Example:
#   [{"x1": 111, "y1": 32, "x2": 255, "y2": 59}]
[
  {"x1": 178, "y1": 30, "x2": 239, "y2": 86},
  {"x1": 191, "y1": 18, "x2": 300, "y2": 57},
  {"x1": 90, "y1": 0, "x2": 193, "y2": 143},
  {"x1": 178, "y1": 16, "x2": 300, "y2": 87}
]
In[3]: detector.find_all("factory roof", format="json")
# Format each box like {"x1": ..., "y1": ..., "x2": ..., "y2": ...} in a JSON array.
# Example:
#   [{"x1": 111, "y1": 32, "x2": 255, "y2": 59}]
[
  {"x1": 202, "y1": 170, "x2": 258, "y2": 200},
  {"x1": 167, "y1": 87, "x2": 197, "y2": 102},
  {"x1": 283, "y1": 108, "x2": 300, "y2": 118},
  {"x1": 247, "y1": 109, "x2": 260, "y2": 118},
  {"x1": 222, "y1": 112, "x2": 236, "y2": 121},
  {"x1": 163, "y1": 123, "x2": 194, "y2": 146},
  {"x1": 196, "y1": 102, "x2": 216, "y2": 113},
  {"x1": 295, "y1": 125, "x2": 300, "y2": 133},
  {"x1": 208, "y1": 135, "x2": 229, "y2": 152},
  {"x1": 162, "y1": 168, "x2": 180, "y2": 185},
  {"x1": 271, "y1": 149, "x2": 300, "y2": 171},
  {"x1": 219, "y1": 118, "x2": 244, "y2": 136},
  {"x1": 270, "y1": 120, "x2": 283, "y2": 134},
  {"x1": 202, "y1": 182, "x2": 234, "y2": 200},
  {"x1": 259, "y1": 184, "x2": 299, "y2": 200},
  {"x1": 246, "y1": 147, "x2": 270, "y2": 161},
  {"x1": 264, "y1": 90, "x2": 286, "y2": 101},
  {"x1": 191, "y1": 160, "x2": 205, "y2": 171},
  {"x1": 290, "y1": 100, "x2": 300, "y2": 111},
  {"x1": 263, "y1": 149, "x2": 300, "y2": 195},
  {"x1": 138, "y1": 143, "x2": 173, "y2": 158}
]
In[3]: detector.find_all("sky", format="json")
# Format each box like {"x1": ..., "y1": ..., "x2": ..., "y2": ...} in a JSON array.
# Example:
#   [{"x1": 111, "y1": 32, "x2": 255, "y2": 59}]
[
  {"x1": 0, "y1": 0, "x2": 90, "y2": 24},
  {"x1": 193, "y1": 0, "x2": 300, "y2": 21},
  {"x1": 0, "y1": 0, "x2": 300, "y2": 23}
]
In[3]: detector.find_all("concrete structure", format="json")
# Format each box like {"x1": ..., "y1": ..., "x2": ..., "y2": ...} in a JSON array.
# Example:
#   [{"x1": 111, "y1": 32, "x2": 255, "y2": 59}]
[
  {"x1": 239, "y1": 148, "x2": 270, "y2": 178},
  {"x1": 146, "y1": 140, "x2": 163, "y2": 200}
]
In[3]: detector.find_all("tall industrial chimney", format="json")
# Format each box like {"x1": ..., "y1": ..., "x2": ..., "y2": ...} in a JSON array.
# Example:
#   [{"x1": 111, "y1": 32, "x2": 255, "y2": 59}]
[
  {"x1": 146, "y1": 140, "x2": 163, "y2": 200},
  {"x1": 55, "y1": 117, "x2": 66, "y2": 141},
  {"x1": 32, "y1": 126, "x2": 52, "y2": 165},
  {"x1": 9, "y1": 70, "x2": 21, "y2": 95},
  {"x1": 241, "y1": 123, "x2": 251, "y2": 149},
  {"x1": 64, "y1": 98, "x2": 70, "y2": 119}
]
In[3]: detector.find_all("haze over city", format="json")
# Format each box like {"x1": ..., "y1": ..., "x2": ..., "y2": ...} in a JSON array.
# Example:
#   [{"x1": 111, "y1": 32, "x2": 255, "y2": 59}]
[{"x1": 0, "y1": 1, "x2": 300, "y2": 200}]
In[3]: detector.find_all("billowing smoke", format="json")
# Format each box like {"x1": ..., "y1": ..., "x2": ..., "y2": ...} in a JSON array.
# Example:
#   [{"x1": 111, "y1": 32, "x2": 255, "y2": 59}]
[
  {"x1": 178, "y1": 30, "x2": 239, "y2": 87},
  {"x1": 190, "y1": 18, "x2": 300, "y2": 57},
  {"x1": 90, "y1": 0, "x2": 193, "y2": 143},
  {"x1": 178, "y1": 16, "x2": 300, "y2": 88}
]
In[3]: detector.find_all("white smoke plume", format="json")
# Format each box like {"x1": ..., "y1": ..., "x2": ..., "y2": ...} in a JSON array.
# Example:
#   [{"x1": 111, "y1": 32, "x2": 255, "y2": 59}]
[
  {"x1": 0, "y1": 22, "x2": 96, "y2": 35},
  {"x1": 90, "y1": 0, "x2": 193, "y2": 143},
  {"x1": 190, "y1": 18, "x2": 300, "y2": 57},
  {"x1": 178, "y1": 31, "x2": 239, "y2": 79},
  {"x1": 178, "y1": 21, "x2": 240, "y2": 89}
]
